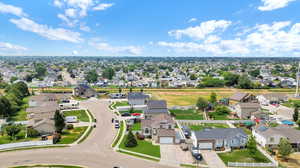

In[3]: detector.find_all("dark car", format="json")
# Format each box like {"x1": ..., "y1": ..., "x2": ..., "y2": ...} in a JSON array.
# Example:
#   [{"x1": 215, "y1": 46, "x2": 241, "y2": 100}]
[
  {"x1": 114, "y1": 122, "x2": 120, "y2": 129},
  {"x1": 181, "y1": 126, "x2": 191, "y2": 138},
  {"x1": 121, "y1": 112, "x2": 131, "y2": 117},
  {"x1": 192, "y1": 153, "x2": 202, "y2": 161}
]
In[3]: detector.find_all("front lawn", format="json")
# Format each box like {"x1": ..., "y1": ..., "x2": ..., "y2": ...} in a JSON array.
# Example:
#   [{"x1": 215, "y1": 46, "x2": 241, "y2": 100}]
[
  {"x1": 131, "y1": 122, "x2": 141, "y2": 131},
  {"x1": 169, "y1": 109, "x2": 204, "y2": 120},
  {"x1": 282, "y1": 99, "x2": 300, "y2": 108},
  {"x1": 63, "y1": 110, "x2": 89, "y2": 122},
  {"x1": 8, "y1": 97, "x2": 29, "y2": 121},
  {"x1": 0, "y1": 125, "x2": 38, "y2": 145},
  {"x1": 58, "y1": 126, "x2": 87, "y2": 144},
  {"x1": 112, "y1": 101, "x2": 129, "y2": 109},
  {"x1": 120, "y1": 135, "x2": 160, "y2": 158},
  {"x1": 218, "y1": 149, "x2": 270, "y2": 165},
  {"x1": 189, "y1": 123, "x2": 229, "y2": 131}
]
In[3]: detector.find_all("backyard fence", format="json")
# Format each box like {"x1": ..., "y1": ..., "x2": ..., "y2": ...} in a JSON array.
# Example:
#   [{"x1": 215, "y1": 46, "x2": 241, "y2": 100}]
[
  {"x1": 0, "y1": 140, "x2": 53, "y2": 150},
  {"x1": 228, "y1": 162, "x2": 277, "y2": 167}
]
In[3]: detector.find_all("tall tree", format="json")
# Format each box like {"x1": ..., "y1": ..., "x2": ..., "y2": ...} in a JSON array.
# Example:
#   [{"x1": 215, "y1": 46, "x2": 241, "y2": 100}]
[
  {"x1": 196, "y1": 97, "x2": 208, "y2": 111},
  {"x1": 278, "y1": 138, "x2": 293, "y2": 160},
  {"x1": 6, "y1": 124, "x2": 21, "y2": 140},
  {"x1": 54, "y1": 110, "x2": 65, "y2": 133},
  {"x1": 85, "y1": 70, "x2": 99, "y2": 83},
  {"x1": 293, "y1": 106, "x2": 299, "y2": 122},
  {"x1": 223, "y1": 72, "x2": 240, "y2": 86},
  {"x1": 0, "y1": 96, "x2": 12, "y2": 118},
  {"x1": 102, "y1": 68, "x2": 115, "y2": 80},
  {"x1": 209, "y1": 92, "x2": 217, "y2": 105},
  {"x1": 237, "y1": 75, "x2": 253, "y2": 89}
]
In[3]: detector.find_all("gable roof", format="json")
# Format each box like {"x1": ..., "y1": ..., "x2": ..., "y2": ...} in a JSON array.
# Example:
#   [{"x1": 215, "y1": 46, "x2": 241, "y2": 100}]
[
  {"x1": 230, "y1": 92, "x2": 249, "y2": 101},
  {"x1": 147, "y1": 100, "x2": 167, "y2": 109},
  {"x1": 128, "y1": 92, "x2": 149, "y2": 100},
  {"x1": 255, "y1": 125, "x2": 300, "y2": 143},
  {"x1": 238, "y1": 102, "x2": 260, "y2": 109},
  {"x1": 194, "y1": 128, "x2": 247, "y2": 140}
]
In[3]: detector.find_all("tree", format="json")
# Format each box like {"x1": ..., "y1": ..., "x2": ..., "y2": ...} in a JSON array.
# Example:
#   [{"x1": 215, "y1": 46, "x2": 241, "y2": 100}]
[
  {"x1": 140, "y1": 88, "x2": 144, "y2": 93},
  {"x1": 237, "y1": 75, "x2": 253, "y2": 89},
  {"x1": 102, "y1": 68, "x2": 115, "y2": 80},
  {"x1": 129, "y1": 87, "x2": 133, "y2": 93},
  {"x1": 190, "y1": 74, "x2": 197, "y2": 80},
  {"x1": 196, "y1": 97, "x2": 208, "y2": 111},
  {"x1": 0, "y1": 96, "x2": 12, "y2": 118},
  {"x1": 278, "y1": 138, "x2": 293, "y2": 160},
  {"x1": 297, "y1": 120, "x2": 300, "y2": 128},
  {"x1": 27, "y1": 128, "x2": 40, "y2": 138},
  {"x1": 54, "y1": 110, "x2": 65, "y2": 133},
  {"x1": 125, "y1": 130, "x2": 137, "y2": 147},
  {"x1": 35, "y1": 63, "x2": 47, "y2": 78},
  {"x1": 209, "y1": 92, "x2": 217, "y2": 105},
  {"x1": 85, "y1": 70, "x2": 99, "y2": 83},
  {"x1": 118, "y1": 87, "x2": 122, "y2": 93},
  {"x1": 249, "y1": 69, "x2": 260, "y2": 77},
  {"x1": 6, "y1": 124, "x2": 21, "y2": 140},
  {"x1": 200, "y1": 77, "x2": 224, "y2": 87},
  {"x1": 247, "y1": 136, "x2": 257, "y2": 156},
  {"x1": 215, "y1": 106, "x2": 230, "y2": 115},
  {"x1": 223, "y1": 72, "x2": 240, "y2": 86},
  {"x1": 293, "y1": 106, "x2": 299, "y2": 122}
]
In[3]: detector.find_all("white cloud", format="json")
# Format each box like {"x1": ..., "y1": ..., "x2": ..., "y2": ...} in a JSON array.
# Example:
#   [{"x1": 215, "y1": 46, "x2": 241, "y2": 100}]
[
  {"x1": 0, "y1": 42, "x2": 27, "y2": 51},
  {"x1": 168, "y1": 20, "x2": 232, "y2": 40},
  {"x1": 10, "y1": 17, "x2": 83, "y2": 43},
  {"x1": 258, "y1": 0, "x2": 296, "y2": 11},
  {"x1": 93, "y1": 3, "x2": 114, "y2": 11},
  {"x1": 65, "y1": 8, "x2": 77, "y2": 18},
  {"x1": 72, "y1": 50, "x2": 78, "y2": 55},
  {"x1": 90, "y1": 42, "x2": 142, "y2": 55},
  {"x1": 158, "y1": 21, "x2": 300, "y2": 56},
  {"x1": 57, "y1": 13, "x2": 78, "y2": 27},
  {"x1": 79, "y1": 23, "x2": 91, "y2": 32},
  {"x1": 188, "y1": 18, "x2": 197, "y2": 23},
  {"x1": 0, "y1": 2, "x2": 26, "y2": 17}
]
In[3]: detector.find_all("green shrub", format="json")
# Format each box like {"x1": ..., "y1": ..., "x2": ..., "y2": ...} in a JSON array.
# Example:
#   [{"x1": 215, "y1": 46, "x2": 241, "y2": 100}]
[{"x1": 27, "y1": 128, "x2": 40, "y2": 138}]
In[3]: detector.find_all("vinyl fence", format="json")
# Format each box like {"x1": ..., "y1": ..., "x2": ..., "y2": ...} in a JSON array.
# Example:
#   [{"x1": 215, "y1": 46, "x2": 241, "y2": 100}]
[
  {"x1": 0, "y1": 140, "x2": 53, "y2": 150},
  {"x1": 228, "y1": 162, "x2": 277, "y2": 167}
]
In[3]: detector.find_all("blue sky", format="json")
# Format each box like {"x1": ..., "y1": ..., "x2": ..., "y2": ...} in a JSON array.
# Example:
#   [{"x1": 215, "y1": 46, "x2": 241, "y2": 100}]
[{"x1": 0, "y1": 0, "x2": 300, "y2": 56}]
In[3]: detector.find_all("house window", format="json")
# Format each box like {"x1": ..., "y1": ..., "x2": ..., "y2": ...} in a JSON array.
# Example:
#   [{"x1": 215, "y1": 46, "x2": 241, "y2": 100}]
[
  {"x1": 168, "y1": 125, "x2": 172, "y2": 129},
  {"x1": 270, "y1": 137, "x2": 274, "y2": 143},
  {"x1": 145, "y1": 128, "x2": 149, "y2": 134}
]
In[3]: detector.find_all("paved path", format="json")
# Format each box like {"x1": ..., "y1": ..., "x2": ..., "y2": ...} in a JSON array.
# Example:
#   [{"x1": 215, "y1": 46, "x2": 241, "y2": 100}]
[
  {"x1": 201, "y1": 150, "x2": 227, "y2": 168},
  {"x1": 0, "y1": 99, "x2": 173, "y2": 168}
]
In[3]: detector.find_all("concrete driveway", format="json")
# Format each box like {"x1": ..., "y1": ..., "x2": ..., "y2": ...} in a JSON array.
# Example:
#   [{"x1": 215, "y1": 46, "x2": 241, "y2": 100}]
[
  {"x1": 160, "y1": 144, "x2": 194, "y2": 167},
  {"x1": 0, "y1": 99, "x2": 173, "y2": 168},
  {"x1": 201, "y1": 150, "x2": 226, "y2": 168}
]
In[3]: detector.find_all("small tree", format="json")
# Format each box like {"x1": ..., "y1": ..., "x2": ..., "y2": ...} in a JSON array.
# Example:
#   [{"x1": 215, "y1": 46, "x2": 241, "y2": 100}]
[
  {"x1": 293, "y1": 107, "x2": 299, "y2": 122},
  {"x1": 209, "y1": 92, "x2": 217, "y2": 105},
  {"x1": 125, "y1": 130, "x2": 137, "y2": 147},
  {"x1": 129, "y1": 87, "x2": 133, "y2": 93},
  {"x1": 54, "y1": 110, "x2": 65, "y2": 133},
  {"x1": 6, "y1": 124, "x2": 21, "y2": 140},
  {"x1": 247, "y1": 136, "x2": 257, "y2": 156},
  {"x1": 27, "y1": 128, "x2": 40, "y2": 138},
  {"x1": 118, "y1": 87, "x2": 122, "y2": 93},
  {"x1": 140, "y1": 88, "x2": 144, "y2": 93},
  {"x1": 278, "y1": 138, "x2": 293, "y2": 160},
  {"x1": 196, "y1": 97, "x2": 208, "y2": 112}
]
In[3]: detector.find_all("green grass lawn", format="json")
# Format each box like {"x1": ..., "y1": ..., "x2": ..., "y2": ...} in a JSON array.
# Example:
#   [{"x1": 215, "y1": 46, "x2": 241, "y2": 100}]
[
  {"x1": 58, "y1": 126, "x2": 87, "y2": 144},
  {"x1": 218, "y1": 149, "x2": 270, "y2": 165},
  {"x1": 112, "y1": 121, "x2": 124, "y2": 147},
  {"x1": 120, "y1": 135, "x2": 160, "y2": 158},
  {"x1": 169, "y1": 109, "x2": 204, "y2": 120},
  {"x1": 9, "y1": 97, "x2": 29, "y2": 121},
  {"x1": 120, "y1": 109, "x2": 143, "y2": 114},
  {"x1": 131, "y1": 122, "x2": 141, "y2": 131},
  {"x1": 282, "y1": 100, "x2": 300, "y2": 108},
  {"x1": 112, "y1": 101, "x2": 129, "y2": 109},
  {"x1": 269, "y1": 122, "x2": 279, "y2": 127},
  {"x1": 189, "y1": 123, "x2": 229, "y2": 131},
  {"x1": 0, "y1": 125, "x2": 39, "y2": 145},
  {"x1": 11, "y1": 165, "x2": 83, "y2": 168},
  {"x1": 63, "y1": 110, "x2": 89, "y2": 122}
]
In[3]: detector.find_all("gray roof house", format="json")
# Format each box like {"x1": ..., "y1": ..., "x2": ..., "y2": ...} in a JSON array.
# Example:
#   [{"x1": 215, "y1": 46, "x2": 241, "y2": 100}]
[
  {"x1": 128, "y1": 92, "x2": 150, "y2": 105},
  {"x1": 253, "y1": 125, "x2": 300, "y2": 150},
  {"x1": 141, "y1": 113, "x2": 176, "y2": 144},
  {"x1": 229, "y1": 92, "x2": 255, "y2": 103},
  {"x1": 234, "y1": 102, "x2": 262, "y2": 119},
  {"x1": 73, "y1": 84, "x2": 96, "y2": 98},
  {"x1": 191, "y1": 128, "x2": 248, "y2": 150},
  {"x1": 144, "y1": 100, "x2": 168, "y2": 117}
]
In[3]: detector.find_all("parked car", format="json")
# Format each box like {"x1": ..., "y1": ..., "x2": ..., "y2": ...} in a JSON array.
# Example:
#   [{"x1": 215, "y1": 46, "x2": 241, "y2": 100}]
[
  {"x1": 121, "y1": 112, "x2": 131, "y2": 117},
  {"x1": 181, "y1": 126, "x2": 191, "y2": 138},
  {"x1": 115, "y1": 122, "x2": 120, "y2": 129},
  {"x1": 192, "y1": 153, "x2": 202, "y2": 161}
]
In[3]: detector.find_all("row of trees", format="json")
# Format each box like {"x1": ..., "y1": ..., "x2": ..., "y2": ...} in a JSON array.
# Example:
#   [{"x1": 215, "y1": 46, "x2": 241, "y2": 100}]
[
  {"x1": 85, "y1": 68, "x2": 116, "y2": 83},
  {"x1": 0, "y1": 81, "x2": 30, "y2": 118}
]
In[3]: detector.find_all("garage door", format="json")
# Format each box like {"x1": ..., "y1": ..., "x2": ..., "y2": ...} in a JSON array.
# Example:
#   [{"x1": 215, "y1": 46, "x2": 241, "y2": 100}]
[
  {"x1": 160, "y1": 137, "x2": 174, "y2": 144},
  {"x1": 198, "y1": 142, "x2": 213, "y2": 149}
]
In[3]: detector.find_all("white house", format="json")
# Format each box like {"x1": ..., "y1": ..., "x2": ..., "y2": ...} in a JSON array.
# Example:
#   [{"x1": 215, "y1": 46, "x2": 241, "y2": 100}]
[{"x1": 59, "y1": 100, "x2": 79, "y2": 110}]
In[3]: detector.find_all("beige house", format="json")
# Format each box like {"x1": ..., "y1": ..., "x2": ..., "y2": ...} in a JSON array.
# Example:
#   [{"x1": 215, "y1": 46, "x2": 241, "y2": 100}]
[{"x1": 234, "y1": 102, "x2": 261, "y2": 119}]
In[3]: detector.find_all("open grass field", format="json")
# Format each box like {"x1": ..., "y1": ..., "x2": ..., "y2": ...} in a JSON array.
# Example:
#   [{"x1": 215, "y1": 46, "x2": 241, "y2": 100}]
[
  {"x1": 218, "y1": 149, "x2": 270, "y2": 165},
  {"x1": 189, "y1": 123, "x2": 230, "y2": 131},
  {"x1": 120, "y1": 135, "x2": 161, "y2": 158},
  {"x1": 169, "y1": 109, "x2": 204, "y2": 120}
]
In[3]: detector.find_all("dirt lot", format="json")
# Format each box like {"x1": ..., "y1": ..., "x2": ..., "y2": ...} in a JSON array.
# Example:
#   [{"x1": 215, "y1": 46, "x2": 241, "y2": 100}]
[{"x1": 278, "y1": 153, "x2": 300, "y2": 168}]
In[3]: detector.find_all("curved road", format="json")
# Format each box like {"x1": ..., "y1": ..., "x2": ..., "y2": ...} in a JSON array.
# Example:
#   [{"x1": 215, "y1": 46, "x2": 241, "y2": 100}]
[{"x1": 0, "y1": 99, "x2": 173, "y2": 168}]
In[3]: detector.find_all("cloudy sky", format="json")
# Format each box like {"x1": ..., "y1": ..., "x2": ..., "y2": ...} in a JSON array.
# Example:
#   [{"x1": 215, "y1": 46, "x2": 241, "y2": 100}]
[{"x1": 0, "y1": 0, "x2": 300, "y2": 57}]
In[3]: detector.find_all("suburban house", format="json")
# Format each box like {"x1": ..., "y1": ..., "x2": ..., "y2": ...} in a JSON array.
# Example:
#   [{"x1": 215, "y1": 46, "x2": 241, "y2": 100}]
[
  {"x1": 191, "y1": 128, "x2": 248, "y2": 150},
  {"x1": 29, "y1": 119, "x2": 55, "y2": 135},
  {"x1": 253, "y1": 125, "x2": 300, "y2": 151},
  {"x1": 59, "y1": 99, "x2": 79, "y2": 110},
  {"x1": 234, "y1": 102, "x2": 262, "y2": 119},
  {"x1": 141, "y1": 113, "x2": 176, "y2": 144},
  {"x1": 229, "y1": 92, "x2": 256, "y2": 104},
  {"x1": 109, "y1": 93, "x2": 126, "y2": 99},
  {"x1": 144, "y1": 100, "x2": 169, "y2": 118},
  {"x1": 257, "y1": 93, "x2": 288, "y2": 105},
  {"x1": 73, "y1": 84, "x2": 96, "y2": 98},
  {"x1": 128, "y1": 92, "x2": 150, "y2": 105}
]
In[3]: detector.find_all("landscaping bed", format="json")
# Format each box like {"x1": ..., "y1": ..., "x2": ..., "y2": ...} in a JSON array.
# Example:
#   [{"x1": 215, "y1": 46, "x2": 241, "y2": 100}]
[
  {"x1": 170, "y1": 109, "x2": 204, "y2": 120},
  {"x1": 112, "y1": 101, "x2": 129, "y2": 109},
  {"x1": 189, "y1": 123, "x2": 229, "y2": 131},
  {"x1": 63, "y1": 110, "x2": 89, "y2": 122},
  {"x1": 218, "y1": 149, "x2": 270, "y2": 165},
  {"x1": 58, "y1": 126, "x2": 88, "y2": 144},
  {"x1": 120, "y1": 135, "x2": 160, "y2": 158}
]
